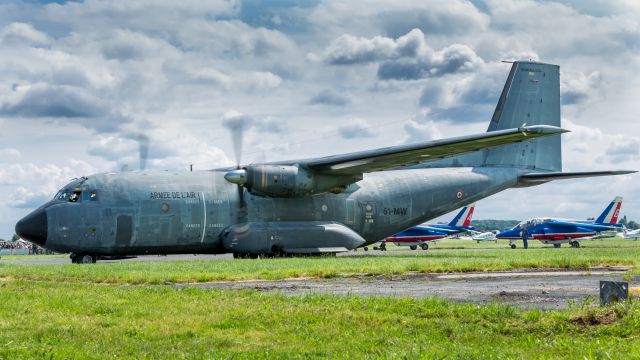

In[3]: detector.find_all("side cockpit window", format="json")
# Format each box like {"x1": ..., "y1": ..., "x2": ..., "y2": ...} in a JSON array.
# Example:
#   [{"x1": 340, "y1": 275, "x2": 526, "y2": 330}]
[
  {"x1": 55, "y1": 189, "x2": 95, "y2": 203},
  {"x1": 55, "y1": 191, "x2": 70, "y2": 201},
  {"x1": 81, "y1": 191, "x2": 98, "y2": 202}
]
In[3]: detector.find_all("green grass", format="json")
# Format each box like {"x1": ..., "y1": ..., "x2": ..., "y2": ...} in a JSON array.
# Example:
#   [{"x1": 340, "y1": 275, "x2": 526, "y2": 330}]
[
  {"x1": 0, "y1": 279, "x2": 639, "y2": 359},
  {"x1": 1, "y1": 241, "x2": 639, "y2": 358},
  {"x1": 1, "y1": 238, "x2": 638, "y2": 285}
]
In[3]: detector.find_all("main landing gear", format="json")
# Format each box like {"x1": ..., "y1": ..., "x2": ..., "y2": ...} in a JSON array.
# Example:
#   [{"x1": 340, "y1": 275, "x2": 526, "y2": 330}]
[
  {"x1": 70, "y1": 253, "x2": 97, "y2": 264},
  {"x1": 420, "y1": 243, "x2": 429, "y2": 250},
  {"x1": 409, "y1": 245, "x2": 417, "y2": 250},
  {"x1": 570, "y1": 241, "x2": 580, "y2": 248},
  {"x1": 553, "y1": 244, "x2": 561, "y2": 248}
]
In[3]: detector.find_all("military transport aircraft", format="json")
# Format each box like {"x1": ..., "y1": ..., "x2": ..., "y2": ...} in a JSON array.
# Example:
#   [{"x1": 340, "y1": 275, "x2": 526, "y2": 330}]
[
  {"x1": 15, "y1": 61, "x2": 635, "y2": 263},
  {"x1": 496, "y1": 196, "x2": 624, "y2": 248},
  {"x1": 381, "y1": 204, "x2": 475, "y2": 250}
]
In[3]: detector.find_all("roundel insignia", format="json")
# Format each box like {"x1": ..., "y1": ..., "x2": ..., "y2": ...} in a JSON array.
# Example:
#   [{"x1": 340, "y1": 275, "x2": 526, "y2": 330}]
[{"x1": 456, "y1": 191, "x2": 464, "y2": 199}]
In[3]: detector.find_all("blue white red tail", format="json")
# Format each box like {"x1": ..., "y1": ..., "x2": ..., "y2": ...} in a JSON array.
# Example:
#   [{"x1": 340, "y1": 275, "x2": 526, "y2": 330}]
[
  {"x1": 447, "y1": 203, "x2": 476, "y2": 227},
  {"x1": 595, "y1": 196, "x2": 623, "y2": 225}
]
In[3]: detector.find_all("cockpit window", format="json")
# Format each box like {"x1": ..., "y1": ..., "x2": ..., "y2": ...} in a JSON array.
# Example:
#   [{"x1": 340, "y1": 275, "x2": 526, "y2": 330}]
[
  {"x1": 69, "y1": 190, "x2": 81, "y2": 203},
  {"x1": 55, "y1": 189, "x2": 91, "y2": 203},
  {"x1": 82, "y1": 191, "x2": 98, "y2": 202}
]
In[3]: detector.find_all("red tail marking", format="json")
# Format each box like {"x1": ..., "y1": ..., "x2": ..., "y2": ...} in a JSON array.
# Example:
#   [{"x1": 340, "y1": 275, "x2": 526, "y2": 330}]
[{"x1": 463, "y1": 207, "x2": 475, "y2": 227}]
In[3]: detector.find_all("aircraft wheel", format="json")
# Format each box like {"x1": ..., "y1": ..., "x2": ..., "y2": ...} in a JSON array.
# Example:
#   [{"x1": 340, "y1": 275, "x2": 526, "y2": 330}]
[
  {"x1": 510, "y1": 244, "x2": 516, "y2": 249},
  {"x1": 421, "y1": 243, "x2": 429, "y2": 250},
  {"x1": 553, "y1": 244, "x2": 561, "y2": 248},
  {"x1": 409, "y1": 245, "x2": 417, "y2": 250},
  {"x1": 78, "y1": 254, "x2": 96, "y2": 264},
  {"x1": 571, "y1": 241, "x2": 580, "y2": 248},
  {"x1": 363, "y1": 247, "x2": 368, "y2": 251}
]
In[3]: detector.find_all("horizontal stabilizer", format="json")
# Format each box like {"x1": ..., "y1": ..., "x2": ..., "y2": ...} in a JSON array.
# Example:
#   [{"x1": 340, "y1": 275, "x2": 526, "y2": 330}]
[{"x1": 519, "y1": 171, "x2": 636, "y2": 184}]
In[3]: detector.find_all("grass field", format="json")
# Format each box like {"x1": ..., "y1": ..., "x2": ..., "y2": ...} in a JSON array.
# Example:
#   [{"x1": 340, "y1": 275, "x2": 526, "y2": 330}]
[
  {"x1": 1, "y1": 238, "x2": 638, "y2": 284},
  {"x1": 1, "y1": 239, "x2": 640, "y2": 358},
  {"x1": 1, "y1": 279, "x2": 639, "y2": 359}
]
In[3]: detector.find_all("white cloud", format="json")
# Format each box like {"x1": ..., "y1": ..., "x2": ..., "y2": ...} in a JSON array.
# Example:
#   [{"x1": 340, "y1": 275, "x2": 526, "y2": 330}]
[
  {"x1": 315, "y1": 29, "x2": 484, "y2": 80},
  {"x1": 337, "y1": 119, "x2": 378, "y2": 139},
  {"x1": 0, "y1": 22, "x2": 49, "y2": 46},
  {"x1": 403, "y1": 119, "x2": 442, "y2": 144}
]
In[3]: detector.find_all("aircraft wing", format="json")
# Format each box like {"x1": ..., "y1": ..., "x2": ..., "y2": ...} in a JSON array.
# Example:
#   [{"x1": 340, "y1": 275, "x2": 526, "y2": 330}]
[
  {"x1": 520, "y1": 171, "x2": 636, "y2": 184},
  {"x1": 278, "y1": 125, "x2": 566, "y2": 175}
]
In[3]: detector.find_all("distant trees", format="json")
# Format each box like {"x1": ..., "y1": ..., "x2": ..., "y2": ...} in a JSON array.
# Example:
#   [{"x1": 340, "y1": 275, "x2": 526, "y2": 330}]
[
  {"x1": 620, "y1": 215, "x2": 638, "y2": 229},
  {"x1": 471, "y1": 220, "x2": 519, "y2": 232}
]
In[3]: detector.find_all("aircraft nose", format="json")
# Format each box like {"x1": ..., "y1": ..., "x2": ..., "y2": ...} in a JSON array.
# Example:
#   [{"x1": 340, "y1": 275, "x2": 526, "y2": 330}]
[{"x1": 15, "y1": 208, "x2": 48, "y2": 247}]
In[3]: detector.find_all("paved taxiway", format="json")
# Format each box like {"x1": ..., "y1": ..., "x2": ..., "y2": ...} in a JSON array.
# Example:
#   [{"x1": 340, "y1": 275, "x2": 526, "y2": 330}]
[
  {"x1": 4, "y1": 253, "x2": 635, "y2": 309},
  {"x1": 177, "y1": 270, "x2": 634, "y2": 309}
]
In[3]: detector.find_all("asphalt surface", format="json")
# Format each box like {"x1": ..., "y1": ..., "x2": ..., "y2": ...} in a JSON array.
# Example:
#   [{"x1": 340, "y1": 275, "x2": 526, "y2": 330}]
[{"x1": 177, "y1": 270, "x2": 635, "y2": 309}]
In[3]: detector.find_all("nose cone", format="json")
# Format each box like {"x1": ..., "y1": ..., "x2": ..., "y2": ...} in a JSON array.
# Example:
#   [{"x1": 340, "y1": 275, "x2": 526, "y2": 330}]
[
  {"x1": 15, "y1": 208, "x2": 48, "y2": 247},
  {"x1": 224, "y1": 169, "x2": 247, "y2": 185}
]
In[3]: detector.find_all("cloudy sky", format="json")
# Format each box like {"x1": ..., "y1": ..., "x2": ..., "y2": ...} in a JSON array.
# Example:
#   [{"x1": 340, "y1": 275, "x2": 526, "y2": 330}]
[{"x1": 1, "y1": 0, "x2": 639, "y2": 237}]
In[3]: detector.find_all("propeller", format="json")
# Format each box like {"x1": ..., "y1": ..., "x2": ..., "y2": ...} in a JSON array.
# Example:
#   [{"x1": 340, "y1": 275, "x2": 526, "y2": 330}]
[
  {"x1": 223, "y1": 118, "x2": 248, "y2": 222},
  {"x1": 138, "y1": 134, "x2": 149, "y2": 171},
  {"x1": 119, "y1": 134, "x2": 150, "y2": 172}
]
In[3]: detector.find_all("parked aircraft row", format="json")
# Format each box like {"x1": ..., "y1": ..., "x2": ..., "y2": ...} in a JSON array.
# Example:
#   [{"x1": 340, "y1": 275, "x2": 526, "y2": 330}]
[{"x1": 382, "y1": 196, "x2": 632, "y2": 250}]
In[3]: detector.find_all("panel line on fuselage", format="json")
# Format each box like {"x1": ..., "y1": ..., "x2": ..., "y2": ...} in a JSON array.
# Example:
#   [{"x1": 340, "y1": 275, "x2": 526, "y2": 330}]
[{"x1": 200, "y1": 191, "x2": 206, "y2": 243}]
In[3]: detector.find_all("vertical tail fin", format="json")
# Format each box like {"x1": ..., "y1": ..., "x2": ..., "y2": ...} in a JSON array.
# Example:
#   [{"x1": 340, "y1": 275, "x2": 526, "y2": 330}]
[
  {"x1": 448, "y1": 203, "x2": 476, "y2": 227},
  {"x1": 483, "y1": 61, "x2": 561, "y2": 171},
  {"x1": 595, "y1": 196, "x2": 623, "y2": 225},
  {"x1": 418, "y1": 61, "x2": 563, "y2": 170}
]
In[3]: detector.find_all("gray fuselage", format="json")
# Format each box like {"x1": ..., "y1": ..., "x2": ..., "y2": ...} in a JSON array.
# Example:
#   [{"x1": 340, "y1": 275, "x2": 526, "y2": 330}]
[{"x1": 39, "y1": 166, "x2": 523, "y2": 255}]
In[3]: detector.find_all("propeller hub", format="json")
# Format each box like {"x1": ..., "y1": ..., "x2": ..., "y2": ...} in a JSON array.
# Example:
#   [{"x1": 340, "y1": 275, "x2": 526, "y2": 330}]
[{"x1": 224, "y1": 169, "x2": 247, "y2": 185}]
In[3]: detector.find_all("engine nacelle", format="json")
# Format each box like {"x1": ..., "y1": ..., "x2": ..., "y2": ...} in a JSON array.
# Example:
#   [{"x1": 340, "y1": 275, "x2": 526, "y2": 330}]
[
  {"x1": 221, "y1": 221, "x2": 366, "y2": 254},
  {"x1": 225, "y1": 165, "x2": 359, "y2": 198}
]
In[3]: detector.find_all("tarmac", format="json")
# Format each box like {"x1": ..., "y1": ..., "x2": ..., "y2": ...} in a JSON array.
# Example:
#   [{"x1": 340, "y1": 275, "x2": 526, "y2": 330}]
[{"x1": 176, "y1": 270, "x2": 634, "y2": 309}]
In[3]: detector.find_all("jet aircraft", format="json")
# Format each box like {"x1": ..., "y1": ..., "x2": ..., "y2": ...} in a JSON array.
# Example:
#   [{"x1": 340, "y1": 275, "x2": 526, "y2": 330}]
[
  {"x1": 617, "y1": 228, "x2": 640, "y2": 240},
  {"x1": 381, "y1": 204, "x2": 475, "y2": 250},
  {"x1": 15, "y1": 61, "x2": 635, "y2": 263},
  {"x1": 496, "y1": 196, "x2": 624, "y2": 248}
]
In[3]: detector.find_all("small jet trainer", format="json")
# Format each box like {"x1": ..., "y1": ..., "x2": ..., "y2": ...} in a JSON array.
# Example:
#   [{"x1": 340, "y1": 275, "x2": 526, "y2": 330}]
[
  {"x1": 381, "y1": 204, "x2": 475, "y2": 250},
  {"x1": 496, "y1": 196, "x2": 624, "y2": 248},
  {"x1": 617, "y1": 228, "x2": 640, "y2": 240},
  {"x1": 15, "y1": 61, "x2": 635, "y2": 263}
]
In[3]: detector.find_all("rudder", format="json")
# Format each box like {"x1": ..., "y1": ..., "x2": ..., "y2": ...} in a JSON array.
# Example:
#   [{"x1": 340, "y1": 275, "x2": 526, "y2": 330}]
[{"x1": 483, "y1": 61, "x2": 561, "y2": 171}]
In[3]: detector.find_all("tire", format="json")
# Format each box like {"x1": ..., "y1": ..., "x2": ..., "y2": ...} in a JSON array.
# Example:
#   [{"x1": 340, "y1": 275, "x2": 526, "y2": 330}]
[
  {"x1": 554, "y1": 244, "x2": 561, "y2": 248},
  {"x1": 409, "y1": 245, "x2": 417, "y2": 250},
  {"x1": 364, "y1": 247, "x2": 368, "y2": 251},
  {"x1": 510, "y1": 244, "x2": 516, "y2": 249},
  {"x1": 571, "y1": 241, "x2": 580, "y2": 248},
  {"x1": 421, "y1": 243, "x2": 429, "y2": 250},
  {"x1": 79, "y1": 254, "x2": 96, "y2": 264}
]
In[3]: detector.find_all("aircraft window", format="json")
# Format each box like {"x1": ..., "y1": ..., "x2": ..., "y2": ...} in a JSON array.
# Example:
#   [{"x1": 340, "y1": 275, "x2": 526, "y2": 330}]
[
  {"x1": 89, "y1": 191, "x2": 98, "y2": 201},
  {"x1": 69, "y1": 190, "x2": 81, "y2": 203},
  {"x1": 56, "y1": 191, "x2": 70, "y2": 201}
]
